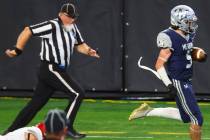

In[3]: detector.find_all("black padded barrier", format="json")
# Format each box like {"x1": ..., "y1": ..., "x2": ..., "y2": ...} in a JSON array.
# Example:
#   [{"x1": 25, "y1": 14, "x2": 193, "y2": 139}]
[{"x1": 0, "y1": 0, "x2": 209, "y2": 96}]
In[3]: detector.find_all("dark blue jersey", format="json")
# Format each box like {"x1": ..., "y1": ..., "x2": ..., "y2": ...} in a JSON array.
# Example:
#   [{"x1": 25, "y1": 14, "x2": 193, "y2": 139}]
[{"x1": 160, "y1": 28, "x2": 195, "y2": 80}]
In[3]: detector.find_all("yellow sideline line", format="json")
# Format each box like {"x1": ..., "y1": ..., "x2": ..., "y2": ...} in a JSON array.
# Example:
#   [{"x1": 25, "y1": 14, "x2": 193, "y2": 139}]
[
  {"x1": 1, "y1": 97, "x2": 210, "y2": 106},
  {"x1": 102, "y1": 100, "x2": 129, "y2": 104},
  {"x1": 102, "y1": 100, "x2": 157, "y2": 104},
  {"x1": 85, "y1": 99, "x2": 210, "y2": 106},
  {"x1": 165, "y1": 102, "x2": 176, "y2": 104},
  {"x1": 198, "y1": 103, "x2": 210, "y2": 106},
  {"x1": 148, "y1": 131, "x2": 188, "y2": 135},
  {"x1": 84, "y1": 99, "x2": 97, "y2": 102},
  {"x1": 0, "y1": 97, "x2": 30, "y2": 100}
]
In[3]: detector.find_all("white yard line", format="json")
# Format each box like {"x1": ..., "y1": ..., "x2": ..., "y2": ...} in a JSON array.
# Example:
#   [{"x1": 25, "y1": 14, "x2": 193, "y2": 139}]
[
  {"x1": 87, "y1": 135, "x2": 210, "y2": 139},
  {"x1": 87, "y1": 135, "x2": 153, "y2": 139}
]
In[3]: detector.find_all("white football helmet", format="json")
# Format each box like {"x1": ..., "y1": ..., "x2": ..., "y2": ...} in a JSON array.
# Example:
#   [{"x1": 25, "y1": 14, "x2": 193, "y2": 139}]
[{"x1": 171, "y1": 5, "x2": 198, "y2": 34}]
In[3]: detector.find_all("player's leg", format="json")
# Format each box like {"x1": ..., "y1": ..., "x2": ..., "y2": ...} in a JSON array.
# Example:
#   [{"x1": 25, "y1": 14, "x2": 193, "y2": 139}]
[
  {"x1": 190, "y1": 124, "x2": 201, "y2": 140},
  {"x1": 175, "y1": 97, "x2": 202, "y2": 140},
  {"x1": 146, "y1": 107, "x2": 181, "y2": 120},
  {"x1": 4, "y1": 80, "x2": 53, "y2": 133},
  {"x1": 173, "y1": 79, "x2": 203, "y2": 140},
  {"x1": 47, "y1": 64, "x2": 85, "y2": 138},
  {"x1": 129, "y1": 103, "x2": 182, "y2": 121},
  {"x1": 175, "y1": 98, "x2": 201, "y2": 140}
]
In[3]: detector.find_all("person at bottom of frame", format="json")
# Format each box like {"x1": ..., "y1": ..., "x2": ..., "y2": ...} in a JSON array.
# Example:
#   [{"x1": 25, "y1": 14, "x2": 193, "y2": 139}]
[
  {"x1": 0, "y1": 109, "x2": 68, "y2": 140},
  {"x1": 129, "y1": 5, "x2": 204, "y2": 140}
]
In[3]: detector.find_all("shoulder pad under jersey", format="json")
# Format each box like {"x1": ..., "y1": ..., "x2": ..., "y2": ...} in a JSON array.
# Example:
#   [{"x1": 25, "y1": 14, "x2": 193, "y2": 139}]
[{"x1": 157, "y1": 32, "x2": 173, "y2": 50}]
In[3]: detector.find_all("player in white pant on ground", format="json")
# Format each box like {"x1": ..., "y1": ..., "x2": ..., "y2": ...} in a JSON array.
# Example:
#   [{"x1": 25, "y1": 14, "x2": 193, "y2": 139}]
[
  {"x1": 0, "y1": 109, "x2": 68, "y2": 140},
  {"x1": 0, "y1": 127, "x2": 42, "y2": 140}
]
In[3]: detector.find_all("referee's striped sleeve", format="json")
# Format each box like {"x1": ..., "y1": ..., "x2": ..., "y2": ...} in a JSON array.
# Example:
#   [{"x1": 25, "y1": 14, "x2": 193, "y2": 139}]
[
  {"x1": 29, "y1": 21, "x2": 53, "y2": 37},
  {"x1": 74, "y1": 24, "x2": 84, "y2": 45}
]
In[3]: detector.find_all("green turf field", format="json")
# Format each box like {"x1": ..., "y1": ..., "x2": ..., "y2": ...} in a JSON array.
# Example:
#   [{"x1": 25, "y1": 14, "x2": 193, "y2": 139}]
[{"x1": 0, "y1": 97, "x2": 209, "y2": 140}]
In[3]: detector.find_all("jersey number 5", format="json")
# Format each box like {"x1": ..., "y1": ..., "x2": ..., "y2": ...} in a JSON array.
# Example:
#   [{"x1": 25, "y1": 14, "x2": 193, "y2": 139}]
[{"x1": 186, "y1": 50, "x2": 192, "y2": 69}]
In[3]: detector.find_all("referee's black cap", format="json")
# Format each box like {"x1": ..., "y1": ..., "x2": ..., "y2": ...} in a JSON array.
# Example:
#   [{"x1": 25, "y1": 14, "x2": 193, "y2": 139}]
[
  {"x1": 60, "y1": 3, "x2": 79, "y2": 19},
  {"x1": 44, "y1": 109, "x2": 68, "y2": 133}
]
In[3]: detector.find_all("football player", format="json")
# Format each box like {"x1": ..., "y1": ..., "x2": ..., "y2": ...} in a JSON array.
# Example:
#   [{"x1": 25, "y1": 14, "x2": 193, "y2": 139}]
[
  {"x1": 129, "y1": 5, "x2": 203, "y2": 140},
  {"x1": 0, "y1": 109, "x2": 68, "y2": 140}
]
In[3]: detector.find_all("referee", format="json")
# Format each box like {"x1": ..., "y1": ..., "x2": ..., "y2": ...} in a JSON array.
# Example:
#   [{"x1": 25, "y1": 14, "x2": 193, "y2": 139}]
[{"x1": 5, "y1": 2, "x2": 99, "y2": 139}]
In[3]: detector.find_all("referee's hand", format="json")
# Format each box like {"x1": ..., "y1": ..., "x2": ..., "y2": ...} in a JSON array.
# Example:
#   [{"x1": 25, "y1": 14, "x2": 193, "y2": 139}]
[
  {"x1": 5, "y1": 49, "x2": 17, "y2": 58},
  {"x1": 88, "y1": 49, "x2": 100, "y2": 58}
]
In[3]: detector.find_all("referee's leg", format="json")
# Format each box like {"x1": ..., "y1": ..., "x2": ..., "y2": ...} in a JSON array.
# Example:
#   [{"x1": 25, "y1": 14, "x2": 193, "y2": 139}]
[
  {"x1": 4, "y1": 80, "x2": 53, "y2": 133},
  {"x1": 64, "y1": 77, "x2": 85, "y2": 129},
  {"x1": 48, "y1": 64, "x2": 85, "y2": 138}
]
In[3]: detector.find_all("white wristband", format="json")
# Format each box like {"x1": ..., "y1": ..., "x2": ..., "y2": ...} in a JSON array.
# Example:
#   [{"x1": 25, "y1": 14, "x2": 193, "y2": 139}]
[{"x1": 157, "y1": 67, "x2": 172, "y2": 86}]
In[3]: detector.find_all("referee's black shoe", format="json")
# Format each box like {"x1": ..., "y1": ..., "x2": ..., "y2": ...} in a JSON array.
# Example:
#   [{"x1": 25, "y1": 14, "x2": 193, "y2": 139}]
[{"x1": 67, "y1": 129, "x2": 86, "y2": 139}]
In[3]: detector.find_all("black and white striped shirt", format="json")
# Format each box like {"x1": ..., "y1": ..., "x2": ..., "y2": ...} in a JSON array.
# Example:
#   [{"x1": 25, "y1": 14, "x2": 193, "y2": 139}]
[{"x1": 29, "y1": 18, "x2": 84, "y2": 68}]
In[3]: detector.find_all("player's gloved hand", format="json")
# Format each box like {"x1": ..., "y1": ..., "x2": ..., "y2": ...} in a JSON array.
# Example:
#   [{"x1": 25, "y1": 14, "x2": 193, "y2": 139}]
[{"x1": 167, "y1": 84, "x2": 177, "y2": 98}]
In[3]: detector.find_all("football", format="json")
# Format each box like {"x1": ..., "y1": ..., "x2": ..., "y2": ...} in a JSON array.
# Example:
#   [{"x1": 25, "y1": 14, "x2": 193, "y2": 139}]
[{"x1": 191, "y1": 47, "x2": 207, "y2": 62}]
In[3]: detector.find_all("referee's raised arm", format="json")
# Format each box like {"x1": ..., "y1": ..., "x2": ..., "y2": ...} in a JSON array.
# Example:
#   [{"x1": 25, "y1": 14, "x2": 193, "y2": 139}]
[{"x1": 5, "y1": 27, "x2": 32, "y2": 57}]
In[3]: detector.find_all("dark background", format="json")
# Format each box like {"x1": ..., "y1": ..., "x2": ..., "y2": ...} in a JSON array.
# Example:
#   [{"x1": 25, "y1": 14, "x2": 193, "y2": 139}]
[{"x1": 0, "y1": 0, "x2": 209, "y2": 97}]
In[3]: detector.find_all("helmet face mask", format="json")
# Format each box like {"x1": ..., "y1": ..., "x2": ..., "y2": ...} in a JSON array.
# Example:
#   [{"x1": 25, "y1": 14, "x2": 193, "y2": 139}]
[{"x1": 171, "y1": 5, "x2": 198, "y2": 34}]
